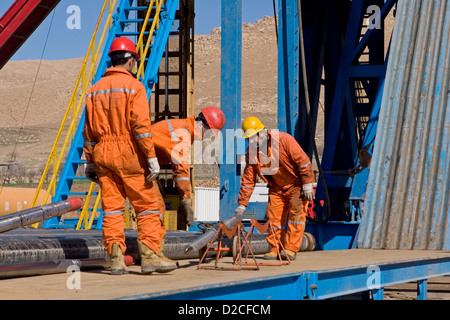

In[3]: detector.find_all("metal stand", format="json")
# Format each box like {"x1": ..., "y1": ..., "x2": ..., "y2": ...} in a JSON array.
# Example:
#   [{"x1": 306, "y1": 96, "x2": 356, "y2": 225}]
[
  {"x1": 197, "y1": 221, "x2": 259, "y2": 271},
  {"x1": 235, "y1": 218, "x2": 291, "y2": 266}
]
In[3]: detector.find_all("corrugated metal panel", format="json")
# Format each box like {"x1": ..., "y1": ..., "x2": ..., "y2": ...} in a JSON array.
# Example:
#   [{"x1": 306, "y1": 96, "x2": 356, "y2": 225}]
[{"x1": 358, "y1": 0, "x2": 450, "y2": 250}]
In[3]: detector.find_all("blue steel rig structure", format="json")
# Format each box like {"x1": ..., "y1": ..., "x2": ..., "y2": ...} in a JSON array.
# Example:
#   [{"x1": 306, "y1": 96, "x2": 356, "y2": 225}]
[{"x1": 219, "y1": 0, "x2": 396, "y2": 250}]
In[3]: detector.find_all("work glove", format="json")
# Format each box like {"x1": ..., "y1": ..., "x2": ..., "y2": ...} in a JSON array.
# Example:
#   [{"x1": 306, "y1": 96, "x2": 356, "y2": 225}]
[
  {"x1": 302, "y1": 183, "x2": 315, "y2": 201},
  {"x1": 146, "y1": 158, "x2": 160, "y2": 181},
  {"x1": 180, "y1": 198, "x2": 194, "y2": 227},
  {"x1": 85, "y1": 163, "x2": 99, "y2": 184},
  {"x1": 234, "y1": 204, "x2": 246, "y2": 218}
]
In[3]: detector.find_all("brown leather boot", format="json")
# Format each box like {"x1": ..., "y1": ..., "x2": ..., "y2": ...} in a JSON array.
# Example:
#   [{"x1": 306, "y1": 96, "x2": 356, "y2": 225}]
[
  {"x1": 281, "y1": 249, "x2": 297, "y2": 261},
  {"x1": 137, "y1": 241, "x2": 178, "y2": 275},
  {"x1": 110, "y1": 243, "x2": 128, "y2": 275},
  {"x1": 263, "y1": 251, "x2": 279, "y2": 260}
]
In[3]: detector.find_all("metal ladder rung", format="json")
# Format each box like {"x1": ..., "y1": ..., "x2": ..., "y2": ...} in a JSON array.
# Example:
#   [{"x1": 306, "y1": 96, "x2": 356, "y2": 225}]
[
  {"x1": 65, "y1": 176, "x2": 87, "y2": 180},
  {"x1": 125, "y1": 6, "x2": 166, "y2": 11},
  {"x1": 121, "y1": 18, "x2": 155, "y2": 23},
  {"x1": 155, "y1": 88, "x2": 182, "y2": 95},
  {"x1": 158, "y1": 71, "x2": 182, "y2": 76},
  {"x1": 65, "y1": 192, "x2": 100, "y2": 196},
  {"x1": 75, "y1": 208, "x2": 102, "y2": 212},
  {"x1": 116, "y1": 31, "x2": 155, "y2": 36},
  {"x1": 125, "y1": 6, "x2": 152, "y2": 10},
  {"x1": 71, "y1": 160, "x2": 86, "y2": 165}
]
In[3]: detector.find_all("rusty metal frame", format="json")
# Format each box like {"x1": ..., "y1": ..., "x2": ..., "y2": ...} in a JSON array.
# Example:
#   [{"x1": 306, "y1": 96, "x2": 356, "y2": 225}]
[{"x1": 197, "y1": 221, "x2": 259, "y2": 271}]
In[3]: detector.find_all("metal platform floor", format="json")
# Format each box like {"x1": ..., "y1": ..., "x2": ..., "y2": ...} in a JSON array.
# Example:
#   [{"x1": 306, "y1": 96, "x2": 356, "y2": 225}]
[{"x1": 1, "y1": 248, "x2": 449, "y2": 300}]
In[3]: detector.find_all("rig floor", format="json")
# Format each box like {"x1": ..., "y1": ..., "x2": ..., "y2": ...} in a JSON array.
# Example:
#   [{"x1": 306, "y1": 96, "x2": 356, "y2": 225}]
[{"x1": 0, "y1": 248, "x2": 449, "y2": 300}]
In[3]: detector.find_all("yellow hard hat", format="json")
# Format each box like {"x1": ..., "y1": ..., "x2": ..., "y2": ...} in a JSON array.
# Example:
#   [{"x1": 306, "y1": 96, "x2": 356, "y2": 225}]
[{"x1": 242, "y1": 116, "x2": 265, "y2": 138}]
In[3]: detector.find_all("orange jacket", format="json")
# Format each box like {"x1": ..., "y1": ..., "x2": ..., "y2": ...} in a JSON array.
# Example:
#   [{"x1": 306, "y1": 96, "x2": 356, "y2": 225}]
[
  {"x1": 238, "y1": 131, "x2": 315, "y2": 206},
  {"x1": 83, "y1": 67, "x2": 155, "y2": 164},
  {"x1": 151, "y1": 116, "x2": 201, "y2": 199}
]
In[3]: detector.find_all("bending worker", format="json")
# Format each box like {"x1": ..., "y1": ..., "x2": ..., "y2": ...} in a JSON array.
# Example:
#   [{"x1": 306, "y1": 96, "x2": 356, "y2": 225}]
[
  {"x1": 83, "y1": 37, "x2": 177, "y2": 275},
  {"x1": 235, "y1": 117, "x2": 315, "y2": 261},
  {"x1": 151, "y1": 106, "x2": 226, "y2": 228}
]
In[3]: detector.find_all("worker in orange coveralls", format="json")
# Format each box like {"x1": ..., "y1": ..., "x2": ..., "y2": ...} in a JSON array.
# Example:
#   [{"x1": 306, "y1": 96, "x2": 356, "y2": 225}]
[
  {"x1": 151, "y1": 106, "x2": 226, "y2": 228},
  {"x1": 236, "y1": 117, "x2": 315, "y2": 261},
  {"x1": 83, "y1": 37, "x2": 177, "y2": 275}
]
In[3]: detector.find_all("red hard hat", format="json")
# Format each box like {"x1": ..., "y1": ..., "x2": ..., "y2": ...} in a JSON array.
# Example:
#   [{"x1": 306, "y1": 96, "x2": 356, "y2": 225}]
[
  {"x1": 201, "y1": 106, "x2": 226, "y2": 132},
  {"x1": 108, "y1": 37, "x2": 140, "y2": 61}
]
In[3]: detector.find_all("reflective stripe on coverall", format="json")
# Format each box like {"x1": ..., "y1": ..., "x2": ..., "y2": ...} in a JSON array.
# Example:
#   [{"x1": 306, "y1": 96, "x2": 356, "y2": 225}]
[
  {"x1": 83, "y1": 67, "x2": 166, "y2": 256},
  {"x1": 151, "y1": 116, "x2": 201, "y2": 199},
  {"x1": 237, "y1": 131, "x2": 314, "y2": 253}
]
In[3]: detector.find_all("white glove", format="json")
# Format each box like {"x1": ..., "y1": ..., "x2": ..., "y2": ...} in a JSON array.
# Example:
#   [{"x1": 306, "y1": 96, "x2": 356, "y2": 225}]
[
  {"x1": 146, "y1": 158, "x2": 160, "y2": 181},
  {"x1": 235, "y1": 204, "x2": 246, "y2": 216},
  {"x1": 85, "y1": 163, "x2": 99, "y2": 183},
  {"x1": 302, "y1": 183, "x2": 315, "y2": 201}
]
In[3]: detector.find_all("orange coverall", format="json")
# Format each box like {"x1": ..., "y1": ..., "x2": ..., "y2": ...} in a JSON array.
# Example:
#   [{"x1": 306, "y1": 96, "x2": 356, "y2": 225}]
[
  {"x1": 83, "y1": 67, "x2": 166, "y2": 256},
  {"x1": 238, "y1": 131, "x2": 315, "y2": 253},
  {"x1": 151, "y1": 116, "x2": 200, "y2": 200}
]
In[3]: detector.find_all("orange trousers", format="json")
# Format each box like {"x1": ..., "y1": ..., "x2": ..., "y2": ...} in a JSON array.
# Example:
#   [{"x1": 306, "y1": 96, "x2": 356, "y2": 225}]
[
  {"x1": 99, "y1": 171, "x2": 166, "y2": 256},
  {"x1": 266, "y1": 185, "x2": 308, "y2": 253}
]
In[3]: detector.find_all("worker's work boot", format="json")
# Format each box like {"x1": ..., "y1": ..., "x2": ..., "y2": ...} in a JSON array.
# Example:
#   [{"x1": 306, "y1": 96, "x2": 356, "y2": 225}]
[
  {"x1": 110, "y1": 243, "x2": 128, "y2": 275},
  {"x1": 263, "y1": 251, "x2": 279, "y2": 260},
  {"x1": 158, "y1": 239, "x2": 179, "y2": 267},
  {"x1": 137, "y1": 240, "x2": 178, "y2": 275},
  {"x1": 281, "y1": 249, "x2": 297, "y2": 261}
]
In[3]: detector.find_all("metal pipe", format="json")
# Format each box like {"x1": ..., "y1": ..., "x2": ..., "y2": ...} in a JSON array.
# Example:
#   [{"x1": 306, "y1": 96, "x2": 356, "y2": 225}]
[
  {"x1": 183, "y1": 227, "x2": 217, "y2": 256},
  {"x1": 184, "y1": 211, "x2": 245, "y2": 255},
  {"x1": 0, "y1": 198, "x2": 84, "y2": 233},
  {"x1": 0, "y1": 227, "x2": 316, "y2": 267},
  {"x1": 222, "y1": 211, "x2": 245, "y2": 230},
  {"x1": 0, "y1": 186, "x2": 50, "y2": 215},
  {"x1": 0, "y1": 258, "x2": 110, "y2": 279}
]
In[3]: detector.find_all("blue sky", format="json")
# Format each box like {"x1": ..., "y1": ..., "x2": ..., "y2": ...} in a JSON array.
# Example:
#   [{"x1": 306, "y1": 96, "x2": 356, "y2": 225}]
[{"x1": 0, "y1": 0, "x2": 276, "y2": 61}]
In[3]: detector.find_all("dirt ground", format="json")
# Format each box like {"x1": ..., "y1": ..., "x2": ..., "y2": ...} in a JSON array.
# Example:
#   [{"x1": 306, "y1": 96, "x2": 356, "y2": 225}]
[{"x1": 383, "y1": 277, "x2": 450, "y2": 300}]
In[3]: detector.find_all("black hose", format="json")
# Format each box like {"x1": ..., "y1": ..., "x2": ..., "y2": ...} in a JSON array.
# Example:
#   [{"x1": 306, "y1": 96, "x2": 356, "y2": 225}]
[{"x1": 297, "y1": 0, "x2": 331, "y2": 224}]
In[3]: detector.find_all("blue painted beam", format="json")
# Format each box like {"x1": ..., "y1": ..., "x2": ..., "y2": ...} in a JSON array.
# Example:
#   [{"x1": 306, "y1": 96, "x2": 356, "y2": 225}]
[
  {"x1": 310, "y1": 257, "x2": 450, "y2": 300},
  {"x1": 219, "y1": 0, "x2": 242, "y2": 222},
  {"x1": 127, "y1": 273, "x2": 305, "y2": 300},
  {"x1": 277, "y1": 0, "x2": 299, "y2": 138},
  {"x1": 121, "y1": 256, "x2": 450, "y2": 300}
]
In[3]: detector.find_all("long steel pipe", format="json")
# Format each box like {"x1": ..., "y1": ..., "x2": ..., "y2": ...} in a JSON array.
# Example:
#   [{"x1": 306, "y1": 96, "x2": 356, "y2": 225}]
[
  {"x1": 0, "y1": 229, "x2": 270, "y2": 265},
  {"x1": 0, "y1": 258, "x2": 110, "y2": 279},
  {"x1": 0, "y1": 198, "x2": 84, "y2": 233}
]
